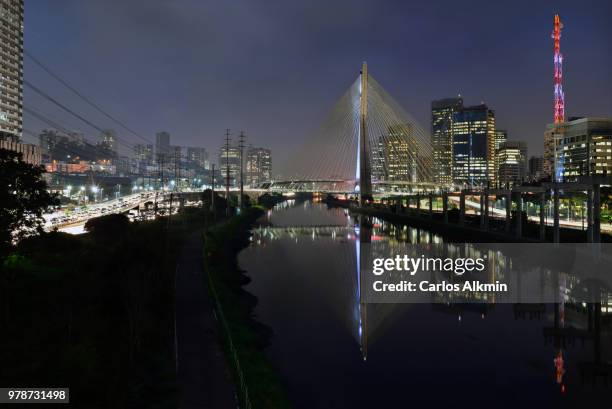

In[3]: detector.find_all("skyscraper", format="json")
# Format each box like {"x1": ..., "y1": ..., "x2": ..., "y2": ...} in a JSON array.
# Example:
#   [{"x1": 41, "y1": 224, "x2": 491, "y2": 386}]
[
  {"x1": 155, "y1": 131, "x2": 171, "y2": 159},
  {"x1": 552, "y1": 117, "x2": 612, "y2": 182},
  {"x1": 101, "y1": 129, "x2": 118, "y2": 153},
  {"x1": 528, "y1": 156, "x2": 544, "y2": 181},
  {"x1": 246, "y1": 147, "x2": 272, "y2": 186},
  {"x1": 543, "y1": 125, "x2": 561, "y2": 179},
  {"x1": 186, "y1": 147, "x2": 209, "y2": 169},
  {"x1": 219, "y1": 145, "x2": 241, "y2": 187},
  {"x1": 0, "y1": 0, "x2": 40, "y2": 165},
  {"x1": 371, "y1": 137, "x2": 386, "y2": 182},
  {"x1": 133, "y1": 144, "x2": 154, "y2": 163},
  {"x1": 451, "y1": 104, "x2": 495, "y2": 186},
  {"x1": 497, "y1": 141, "x2": 527, "y2": 186},
  {"x1": 372, "y1": 124, "x2": 419, "y2": 183},
  {"x1": 0, "y1": 0, "x2": 23, "y2": 141},
  {"x1": 492, "y1": 130, "x2": 508, "y2": 185},
  {"x1": 431, "y1": 97, "x2": 463, "y2": 184}
]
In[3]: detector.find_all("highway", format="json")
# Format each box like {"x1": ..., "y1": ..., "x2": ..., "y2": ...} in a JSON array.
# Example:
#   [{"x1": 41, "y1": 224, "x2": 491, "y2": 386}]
[{"x1": 43, "y1": 191, "x2": 158, "y2": 234}]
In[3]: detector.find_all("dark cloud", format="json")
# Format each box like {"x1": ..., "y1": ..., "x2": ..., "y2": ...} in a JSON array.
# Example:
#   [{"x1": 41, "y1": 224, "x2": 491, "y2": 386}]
[{"x1": 24, "y1": 0, "x2": 612, "y2": 168}]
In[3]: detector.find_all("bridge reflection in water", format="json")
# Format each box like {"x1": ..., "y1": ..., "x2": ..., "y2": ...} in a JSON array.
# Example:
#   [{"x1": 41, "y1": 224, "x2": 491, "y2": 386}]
[{"x1": 245, "y1": 201, "x2": 612, "y2": 400}]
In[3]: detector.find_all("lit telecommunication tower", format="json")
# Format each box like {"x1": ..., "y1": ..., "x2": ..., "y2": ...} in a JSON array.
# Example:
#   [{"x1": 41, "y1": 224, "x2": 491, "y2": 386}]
[{"x1": 552, "y1": 14, "x2": 565, "y2": 124}]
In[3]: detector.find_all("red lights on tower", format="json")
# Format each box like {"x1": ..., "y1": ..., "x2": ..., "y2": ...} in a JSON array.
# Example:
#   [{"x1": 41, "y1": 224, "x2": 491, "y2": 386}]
[{"x1": 552, "y1": 14, "x2": 565, "y2": 124}]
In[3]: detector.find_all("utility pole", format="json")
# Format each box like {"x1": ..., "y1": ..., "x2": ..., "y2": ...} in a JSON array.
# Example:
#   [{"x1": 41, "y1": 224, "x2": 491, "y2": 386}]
[
  {"x1": 211, "y1": 164, "x2": 215, "y2": 216},
  {"x1": 154, "y1": 153, "x2": 164, "y2": 218},
  {"x1": 225, "y1": 129, "x2": 231, "y2": 217},
  {"x1": 238, "y1": 131, "x2": 246, "y2": 211},
  {"x1": 168, "y1": 149, "x2": 179, "y2": 223},
  {"x1": 176, "y1": 149, "x2": 180, "y2": 192}
]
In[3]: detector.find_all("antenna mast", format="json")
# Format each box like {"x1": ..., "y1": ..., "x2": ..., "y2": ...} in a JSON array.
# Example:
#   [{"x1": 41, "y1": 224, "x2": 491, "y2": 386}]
[{"x1": 552, "y1": 14, "x2": 565, "y2": 124}]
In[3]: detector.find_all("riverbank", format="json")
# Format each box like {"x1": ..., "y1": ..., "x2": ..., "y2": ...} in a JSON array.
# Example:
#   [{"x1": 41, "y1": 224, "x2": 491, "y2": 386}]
[
  {"x1": 351, "y1": 205, "x2": 531, "y2": 243},
  {"x1": 203, "y1": 207, "x2": 292, "y2": 409},
  {"x1": 327, "y1": 196, "x2": 610, "y2": 243}
]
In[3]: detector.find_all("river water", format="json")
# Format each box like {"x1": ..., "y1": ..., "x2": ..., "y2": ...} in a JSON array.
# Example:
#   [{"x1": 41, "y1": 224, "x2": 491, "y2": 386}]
[{"x1": 239, "y1": 200, "x2": 610, "y2": 408}]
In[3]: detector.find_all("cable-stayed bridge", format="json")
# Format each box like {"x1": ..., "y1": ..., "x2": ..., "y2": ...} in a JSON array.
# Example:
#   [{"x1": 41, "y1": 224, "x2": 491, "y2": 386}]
[{"x1": 272, "y1": 62, "x2": 438, "y2": 198}]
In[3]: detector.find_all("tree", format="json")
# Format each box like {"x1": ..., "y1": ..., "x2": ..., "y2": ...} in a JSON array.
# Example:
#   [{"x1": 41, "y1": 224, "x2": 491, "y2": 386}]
[
  {"x1": 0, "y1": 148, "x2": 57, "y2": 256},
  {"x1": 84, "y1": 213, "x2": 129, "y2": 241}
]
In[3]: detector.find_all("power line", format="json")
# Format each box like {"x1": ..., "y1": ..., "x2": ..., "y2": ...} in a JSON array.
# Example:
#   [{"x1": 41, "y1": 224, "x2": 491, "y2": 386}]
[
  {"x1": 24, "y1": 105, "x2": 138, "y2": 153},
  {"x1": 24, "y1": 80, "x2": 147, "y2": 153},
  {"x1": 25, "y1": 80, "x2": 107, "y2": 134},
  {"x1": 25, "y1": 50, "x2": 154, "y2": 145}
]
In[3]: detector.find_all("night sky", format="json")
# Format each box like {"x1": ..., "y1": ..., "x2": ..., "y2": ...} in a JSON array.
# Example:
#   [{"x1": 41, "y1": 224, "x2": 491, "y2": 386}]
[{"x1": 24, "y1": 0, "x2": 612, "y2": 173}]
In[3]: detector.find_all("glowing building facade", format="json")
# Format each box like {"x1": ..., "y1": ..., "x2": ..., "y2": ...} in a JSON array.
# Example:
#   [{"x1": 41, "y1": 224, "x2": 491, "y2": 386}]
[
  {"x1": 431, "y1": 98, "x2": 463, "y2": 184},
  {"x1": 451, "y1": 104, "x2": 495, "y2": 186},
  {"x1": 0, "y1": 0, "x2": 23, "y2": 141},
  {"x1": 497, "y1": 141, "x2": 527, "y2": 186},
  {"x1": 246, "y1": 147, "x2": 272, "y2": 186},
  {"x1": 552, "y1": 117, "x2": 612, "y2": 182}
]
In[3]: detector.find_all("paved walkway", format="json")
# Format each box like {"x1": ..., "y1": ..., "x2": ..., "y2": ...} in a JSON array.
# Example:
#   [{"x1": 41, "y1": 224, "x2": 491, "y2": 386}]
[{"x1": 176, "y1": 232, "x2": 236, "y2": 409}]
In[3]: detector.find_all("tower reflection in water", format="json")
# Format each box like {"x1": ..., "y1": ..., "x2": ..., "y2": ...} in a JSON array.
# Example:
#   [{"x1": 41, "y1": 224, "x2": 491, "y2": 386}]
[{"x1": 249, "y1": 202, "x2": 612, "y2": 393}]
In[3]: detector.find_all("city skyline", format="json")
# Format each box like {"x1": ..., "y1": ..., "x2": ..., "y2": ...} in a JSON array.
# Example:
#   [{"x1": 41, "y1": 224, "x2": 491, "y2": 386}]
[
  {"x1": 3, "y1": 3, "x2": 612, "y2": 408},
  {"x1": 22, "y1": 1, "x2": 612, "y2": 168}
]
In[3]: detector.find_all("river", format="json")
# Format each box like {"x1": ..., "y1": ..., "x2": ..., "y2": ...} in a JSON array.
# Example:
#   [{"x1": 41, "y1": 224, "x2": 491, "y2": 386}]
[{"x1": 239, "y1": 199, "x2": 610, "y2": 408}]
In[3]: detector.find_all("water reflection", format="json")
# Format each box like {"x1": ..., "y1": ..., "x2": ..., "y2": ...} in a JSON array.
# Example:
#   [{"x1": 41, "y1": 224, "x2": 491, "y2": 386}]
[{"x1": 241, "y1": 200, "x2": 611, "y2": 408}]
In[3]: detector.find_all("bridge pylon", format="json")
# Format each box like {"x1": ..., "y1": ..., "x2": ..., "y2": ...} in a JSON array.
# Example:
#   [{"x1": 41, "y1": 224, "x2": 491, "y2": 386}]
[{"x1": 358, "y1": 61, "x2": 373, "y2": 205}]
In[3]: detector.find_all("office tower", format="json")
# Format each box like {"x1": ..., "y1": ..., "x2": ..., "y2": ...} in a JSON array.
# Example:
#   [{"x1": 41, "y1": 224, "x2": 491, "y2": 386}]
[
  {"x1": 388, "y1": 124, "x2": 419, "y2": 182},
  {"x1": 379, "y1": 124, "x2": 417, "y2": 182},
  {"x1": 552, "y1": 117, "x2": 612, "y2": 182},
  {"x1": 186, "y1": 147, "x2": 209, "y2": 168},
  {"x1": 101, "y1": 129, "x2": 118, "y2": 153},
  {"x1": 0, "y1": 0, "x2": 39, "y2": 165},
  {"x1": 431, "y1": 97, "x2": 463, "y2": 184},
  {"x1": 528, "y1": 156, "x2": 544, "y2": 181},
  {"x1": 246, "y1": 147, "x2": 272, "y2": 186},
  {"x1": 371, "y1": 137, "x2": 386, "y2": 182},
  {"x1": 133, "y1": 144, "x2": 154, "y2": 162},
  {"x1": 170, "y1": 145, "x2": 182, "y2": 161},
  {"x1": 0, "y1": 0, "x2": 23, "y2": 141},
  {"x1": 382, "y1": 136, "x2": 410, "y2": 181},
  {"x1": 492, "y1": 130, "x2": 508, "y2": 186},
  {"x1": 371, "y1": 124, "x2": 419, "y2": 183},
  {"x1": 493, "y1": 130, "x2": 508, "y2": 150},
  {"x1": 39, "y1": 129, "x2": 60, "y2": 156},
  {"x1": 497, "y1": 141, "x2": 527, "y2": 186},
  {"x1": 543, "y1": 125, "x2": 562, "y2": 179},
  {"x1": 451, "y1": 104, "x2": 495, "y2": 186},
  {"x1": 219, "y1": 145, "x2": 241, "y2": 187},
  {"x1": 155, "y1": 131, "x2": 171, "y2": 159}
]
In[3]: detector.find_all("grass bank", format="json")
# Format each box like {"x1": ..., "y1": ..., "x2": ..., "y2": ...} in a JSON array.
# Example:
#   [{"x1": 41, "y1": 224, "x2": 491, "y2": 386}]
[
  {"x1": 203, "y1": 206, "x2": 292, "y2": 409},
  {"x1": 0, "y1": 207, "x2": 210, "y2": 408}
]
